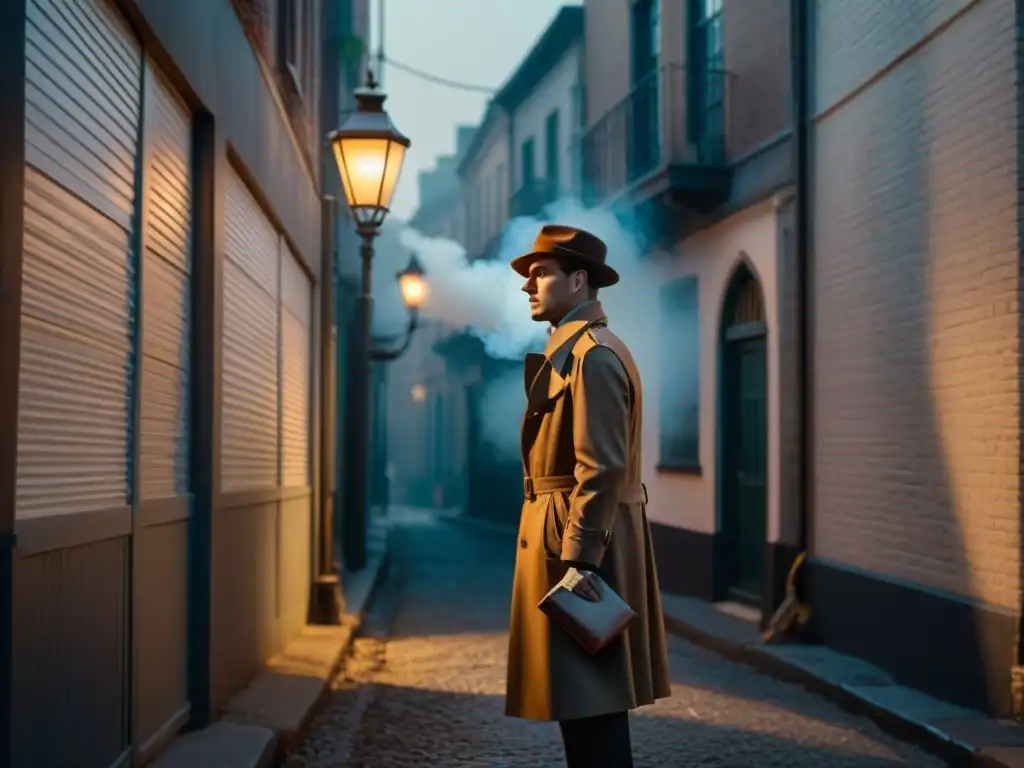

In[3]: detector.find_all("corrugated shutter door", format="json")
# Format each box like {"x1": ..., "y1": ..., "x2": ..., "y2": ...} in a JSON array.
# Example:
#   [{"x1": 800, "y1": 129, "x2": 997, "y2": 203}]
[
  {"x1": 222, "y1": 168, "x2": 280, "y2": 492},
  {"x1": 18, "y1": 0, "x2": 142, "y2": 516},
  {"x1": 140, "y1": 71, "x2": 192, "y2": 501},
  {"x1": 280, "y1": 245, "x2": 311, "y2": 488}
]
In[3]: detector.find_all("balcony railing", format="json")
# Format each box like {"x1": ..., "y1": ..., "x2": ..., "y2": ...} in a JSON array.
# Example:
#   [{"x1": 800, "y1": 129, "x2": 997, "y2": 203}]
[
  {"x1": 509, "y1": 178, "x2": 560, "y2": 219},
  {"x1": 581, "y1": 64, "x2": 732, "y2": 206}
]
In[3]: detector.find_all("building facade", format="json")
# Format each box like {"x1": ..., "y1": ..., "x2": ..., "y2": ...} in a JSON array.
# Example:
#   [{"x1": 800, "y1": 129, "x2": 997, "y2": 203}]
[
  {"x1": 0, "y1": 0, "x2": 366, "y2": 765},
  {"x1": 506, "y1": 6, "x2": 585, "y2": 214},
  {"x1": 584, "y1": 0, "x2": 1024, "y2": 719},
  {"x1": 582, "y1": 0, "x2": 794, "y2": 615},
  {"x1": 805, "y1": 0, "x2": 1023, "y2": 716}
]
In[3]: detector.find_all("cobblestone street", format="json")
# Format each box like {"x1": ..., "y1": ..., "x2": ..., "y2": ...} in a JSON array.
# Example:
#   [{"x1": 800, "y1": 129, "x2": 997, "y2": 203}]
[{"x1": 293, "y1": 511, "x2": 947, "y2": 767}]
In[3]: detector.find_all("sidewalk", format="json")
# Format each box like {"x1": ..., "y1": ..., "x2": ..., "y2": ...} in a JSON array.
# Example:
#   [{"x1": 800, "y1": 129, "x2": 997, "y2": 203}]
[
  {"x1": 152, "y1": 517, "x2": 393, "y2": 768},
  {"x1": 661, "y1": 594, "x2": 1024, "y2": 768}
]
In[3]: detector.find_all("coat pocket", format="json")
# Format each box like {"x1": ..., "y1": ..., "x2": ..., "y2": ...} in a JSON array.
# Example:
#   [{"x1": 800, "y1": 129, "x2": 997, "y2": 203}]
[{"x1": 543, "y1": 491, "x2": 570, "y2": 558}]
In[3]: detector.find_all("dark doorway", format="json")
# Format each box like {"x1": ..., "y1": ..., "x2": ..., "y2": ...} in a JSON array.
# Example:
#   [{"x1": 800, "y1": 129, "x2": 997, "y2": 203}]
[{"x1": 720, "y1": 264, "x2": 768, "y2": 605}]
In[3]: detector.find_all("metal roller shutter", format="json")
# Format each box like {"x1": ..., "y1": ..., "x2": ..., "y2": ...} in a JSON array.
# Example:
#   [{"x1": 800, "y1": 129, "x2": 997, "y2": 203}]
[
  {"x1": 18, "y1": 0, "x2": 142, "y2": 516},
  {"x1": 140, "y1": 71, "x2": 192, "y2": 501},
  {"x1": 222, "y1": 168, "x2": 280, "y2": 492},
  {"x1": 280, "y1": 245, "x2": 311, "y2": 488}
]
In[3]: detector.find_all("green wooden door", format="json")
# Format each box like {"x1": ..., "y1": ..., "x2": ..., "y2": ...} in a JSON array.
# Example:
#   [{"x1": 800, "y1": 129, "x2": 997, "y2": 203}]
[
  {"x1": 721, "y1": 267, "x2": 768, "y2": 605},
  {"x1": 728, "y1": 337, "x2": 767, "y2": 600}
]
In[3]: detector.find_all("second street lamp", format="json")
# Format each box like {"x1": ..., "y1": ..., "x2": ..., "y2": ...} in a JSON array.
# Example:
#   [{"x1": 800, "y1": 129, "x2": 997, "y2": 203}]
[
  {"x1": 372, "y1": 253, "x2": 428, "y2": 362},
  {"x1": 328, "y1": 70, "x2": 411, "y2": 571}
]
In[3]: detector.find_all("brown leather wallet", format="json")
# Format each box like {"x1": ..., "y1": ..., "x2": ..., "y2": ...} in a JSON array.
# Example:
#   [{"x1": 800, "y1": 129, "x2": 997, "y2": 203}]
[{"x1": 538, "y1": 568, "x2": 638, "y2": 654}]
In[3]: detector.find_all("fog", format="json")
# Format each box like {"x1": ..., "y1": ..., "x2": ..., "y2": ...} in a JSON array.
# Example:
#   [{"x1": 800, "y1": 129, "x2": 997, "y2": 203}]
[{"x1": 384, "y1": 197, "x2": 698, "y2": 464}]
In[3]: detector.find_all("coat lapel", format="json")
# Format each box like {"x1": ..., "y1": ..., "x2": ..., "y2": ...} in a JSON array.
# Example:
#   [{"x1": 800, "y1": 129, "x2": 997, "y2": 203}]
[{"x1": 519, "y1": 302, "x2": 609, "y2": 470}]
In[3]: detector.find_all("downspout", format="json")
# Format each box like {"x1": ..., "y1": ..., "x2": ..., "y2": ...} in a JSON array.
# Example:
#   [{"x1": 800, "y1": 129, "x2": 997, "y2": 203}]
[{"x1": 791, "y1": 0, "x2": 813, "y2": 556}]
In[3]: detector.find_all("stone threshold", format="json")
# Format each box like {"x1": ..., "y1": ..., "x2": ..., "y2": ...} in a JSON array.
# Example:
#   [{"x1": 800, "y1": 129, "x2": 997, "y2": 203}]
[
  {"x1": 151, "y1": 524, "x2": 393, "y2": 768},
  {"x1": 662, "y1": 593, "x2": 1024, "y2": 768}
]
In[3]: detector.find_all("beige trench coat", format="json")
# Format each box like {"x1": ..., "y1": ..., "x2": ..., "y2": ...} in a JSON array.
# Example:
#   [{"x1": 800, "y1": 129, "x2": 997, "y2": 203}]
[{"x1": 505, "y1": 300, "x2": 672, "y2": 722}]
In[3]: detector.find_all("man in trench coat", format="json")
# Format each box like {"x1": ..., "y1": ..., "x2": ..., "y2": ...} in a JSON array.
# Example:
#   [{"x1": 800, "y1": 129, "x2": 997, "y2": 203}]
[{"x1": 504, "y1": 224, "x2": 672, "y2": 767}]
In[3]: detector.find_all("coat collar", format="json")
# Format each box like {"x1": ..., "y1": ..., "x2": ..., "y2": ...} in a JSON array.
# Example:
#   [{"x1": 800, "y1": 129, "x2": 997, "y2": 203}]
[
  {"x1": 543, "y1": 300, "x2": 607, "y2": 368},
  {"x1": 522, "y1": 300, "x2": 608, "y2": 425}
]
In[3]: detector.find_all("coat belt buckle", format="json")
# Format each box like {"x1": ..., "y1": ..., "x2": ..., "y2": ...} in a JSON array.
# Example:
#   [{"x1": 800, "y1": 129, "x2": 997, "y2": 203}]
[{"x1": 523, "y1": 477, "x2": 535, "y2": 501}]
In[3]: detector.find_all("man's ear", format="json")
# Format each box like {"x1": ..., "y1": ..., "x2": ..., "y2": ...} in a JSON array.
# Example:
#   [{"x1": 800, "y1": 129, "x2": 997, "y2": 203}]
[{"x1": 571, "y1": 270, "x2": 587, "y2": 294}]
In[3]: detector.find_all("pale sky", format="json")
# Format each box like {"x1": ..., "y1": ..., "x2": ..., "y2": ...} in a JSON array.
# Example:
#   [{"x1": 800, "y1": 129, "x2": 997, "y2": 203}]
[{"x1": 371, "y1": 0, "x2": 572, "y2": 221}]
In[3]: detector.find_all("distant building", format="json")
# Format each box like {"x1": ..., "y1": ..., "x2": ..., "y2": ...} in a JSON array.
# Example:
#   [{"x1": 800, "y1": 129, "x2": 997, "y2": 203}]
[
  {"x1": 383, "y1": 125, "x2": 479, "y2": 513},
  {"x1": 408, "y1": 125, "x2": 476, "y2": 243}
]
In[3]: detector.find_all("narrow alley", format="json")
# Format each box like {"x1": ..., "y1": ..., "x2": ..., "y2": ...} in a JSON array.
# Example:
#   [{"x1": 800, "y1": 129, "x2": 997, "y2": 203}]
[{"x1": 292, "y1": 512, "x2": 946, "y2": 767}]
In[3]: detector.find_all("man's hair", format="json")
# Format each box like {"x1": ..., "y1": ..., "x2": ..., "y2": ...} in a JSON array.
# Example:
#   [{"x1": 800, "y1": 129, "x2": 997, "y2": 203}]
[{"x1": 556, "y1": 259, "x2": 599, "y2": 300}]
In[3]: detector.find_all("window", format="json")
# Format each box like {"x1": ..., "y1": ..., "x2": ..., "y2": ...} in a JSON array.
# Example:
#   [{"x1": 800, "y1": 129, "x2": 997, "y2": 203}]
[
  {"x1": 431, "y1": 391, "x2": 444, "y2": 476},
  {"x1": 545, "y1": 110, "x2": 560, "y2": 188},
  {"x1": 658, "y1": 277, "x2": 700, "y2": 470},
  {"x1": 629, "y1": 0, "x2": 660, "y2": 179},
  {"x1": 520, "y1": 137, "x2": 535, "y2": 188},
  {"x1": 495, "y1": 162, "x2": 506, "y2": 220},
  {"x1": 570, "y1": 85, "x2": 584, "y2": 194},
  {"x1": 688, "y1": 0, "x2": 725, "y2": 157},
  {"x1": 631, "y1": 0, "x2": 660, "y2": 84},
  {"x1": 281, "y1": 0, "x2": 315, "y2": 98},
  {"x1": 483, "y1": 174, "x2": 492, "y2": 238}
]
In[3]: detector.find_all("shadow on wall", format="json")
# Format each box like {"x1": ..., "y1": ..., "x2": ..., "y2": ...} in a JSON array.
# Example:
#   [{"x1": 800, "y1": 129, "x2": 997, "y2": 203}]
[{"x1": 808, "y1": 0, "x2": 1018, "y2": 715}]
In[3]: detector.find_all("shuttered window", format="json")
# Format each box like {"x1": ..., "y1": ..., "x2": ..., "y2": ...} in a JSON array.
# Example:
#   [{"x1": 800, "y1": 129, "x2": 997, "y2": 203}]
[
  {"x1": 17, "y1": 0, "x2": 143, "y2": 517},
  {"x1": 280, "y1": 244, "x2": 311, "y2": 488},
  {"x1": 139, "y1": 71, "x2": 192, "y2": 501},
  {"x1": 658, "y1": 276, "x2": 700, "y2": 470},
  {"x1": 222, "y1": 168, "x2": 281, "y2": 492}
]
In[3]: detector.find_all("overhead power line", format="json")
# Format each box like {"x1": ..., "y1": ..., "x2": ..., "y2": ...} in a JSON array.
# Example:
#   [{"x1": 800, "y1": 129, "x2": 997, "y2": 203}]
[{"x1": 383, "y1": 56, "x2": 497, "y2": 95}]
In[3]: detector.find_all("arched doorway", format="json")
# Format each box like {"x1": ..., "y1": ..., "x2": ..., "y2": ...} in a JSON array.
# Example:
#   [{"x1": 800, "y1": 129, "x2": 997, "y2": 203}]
[{"x1": 719, "y1": 263, "x2": 768, "y2": 605}]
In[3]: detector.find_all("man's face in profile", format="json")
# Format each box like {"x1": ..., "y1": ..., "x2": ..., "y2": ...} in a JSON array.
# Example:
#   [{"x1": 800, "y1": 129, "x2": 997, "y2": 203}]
[{"x1": 521, "y1": 257, "x2": 584, "y2": 324}]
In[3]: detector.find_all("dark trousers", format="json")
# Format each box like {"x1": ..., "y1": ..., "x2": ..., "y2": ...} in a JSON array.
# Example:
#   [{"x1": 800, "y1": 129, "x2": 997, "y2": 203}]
[{"x1": 558, "y1": 710, "x2": 633, "y2": 768}]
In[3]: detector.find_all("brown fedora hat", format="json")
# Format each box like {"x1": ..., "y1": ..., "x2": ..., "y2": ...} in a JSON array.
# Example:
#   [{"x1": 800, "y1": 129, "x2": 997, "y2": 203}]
[{"x1": 510, "y1": 224, "x2": 620, "y2": 288}]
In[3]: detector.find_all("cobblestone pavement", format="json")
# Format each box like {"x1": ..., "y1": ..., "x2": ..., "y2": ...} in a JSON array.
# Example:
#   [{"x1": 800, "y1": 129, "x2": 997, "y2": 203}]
[{"x1": 293, "y1": 510, "x2": 947, "y2": 767}]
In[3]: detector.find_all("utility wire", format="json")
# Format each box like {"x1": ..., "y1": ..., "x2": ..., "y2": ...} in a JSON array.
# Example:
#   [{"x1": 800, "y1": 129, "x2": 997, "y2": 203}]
[{"x1": 383, "y1": 55, "x2": 497, "y2": 95}]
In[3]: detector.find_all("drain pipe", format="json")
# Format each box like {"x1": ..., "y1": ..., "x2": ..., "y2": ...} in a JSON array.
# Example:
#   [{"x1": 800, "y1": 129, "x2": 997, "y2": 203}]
[{"x1": 791, "y1": 0, "x2": 813, "y2": 556}]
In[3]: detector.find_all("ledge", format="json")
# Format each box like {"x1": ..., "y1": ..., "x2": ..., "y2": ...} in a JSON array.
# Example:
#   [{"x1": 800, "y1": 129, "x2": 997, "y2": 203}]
[
  {"x1": 15, "y1": 505, "x2": 131, "y2": 556},
  {"x1": 661, "y1": 592, "x2": 1024, "y2": 767},
  {"x1": 655, "y1": 463, "x2": 703, "y2": 477}
]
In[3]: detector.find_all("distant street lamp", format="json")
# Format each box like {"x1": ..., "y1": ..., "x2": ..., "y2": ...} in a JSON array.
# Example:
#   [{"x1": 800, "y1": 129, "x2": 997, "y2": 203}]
[
  {"x1": 328, "y1": 70, "x2": 413, "y2": 571},
  {"x1": 371, "y1": 253, "x2": 428, "y2": 362}
]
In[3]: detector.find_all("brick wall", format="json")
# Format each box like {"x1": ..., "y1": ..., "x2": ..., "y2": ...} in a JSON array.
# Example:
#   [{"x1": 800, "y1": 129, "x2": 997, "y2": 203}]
[
  {"x1": 811, "y1": 0, "x2": 1021, "y2": 610},
  {"x1": 723, "y1": 0, "x2": 791, "y2": 159}
]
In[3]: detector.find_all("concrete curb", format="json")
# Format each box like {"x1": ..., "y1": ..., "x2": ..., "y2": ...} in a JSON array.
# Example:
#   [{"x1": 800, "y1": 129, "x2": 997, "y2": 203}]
[
  {"x1": 661, "y1": 595, "x2": 1023, "y2": 768},
  {"x1": 152, "y1": 526, "x2": 393, "y2": 768}
]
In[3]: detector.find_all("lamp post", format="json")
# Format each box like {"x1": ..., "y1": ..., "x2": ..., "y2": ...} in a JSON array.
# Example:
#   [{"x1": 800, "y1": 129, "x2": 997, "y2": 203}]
[{"x1": 328, "y1": 70, "x2": 411, "y2": 571}]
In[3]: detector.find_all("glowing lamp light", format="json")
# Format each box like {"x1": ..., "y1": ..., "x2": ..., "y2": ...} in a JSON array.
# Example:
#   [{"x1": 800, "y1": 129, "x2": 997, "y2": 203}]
[
  {"x1": 411, "y1": 384, "x2": 427, "y2": 403},
  {"x1": 397, "y1": 253, "x2": 428, "y2": 309},
  {"x1": 327, "y1": 71, "x2": 410, "y2": 231}
]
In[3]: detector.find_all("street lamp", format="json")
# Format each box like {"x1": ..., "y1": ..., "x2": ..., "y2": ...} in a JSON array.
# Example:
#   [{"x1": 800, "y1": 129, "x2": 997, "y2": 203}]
[
  {"x1": 328, "y1": 70, "x2": 411, "y2": 571},
  {"x1": 371, "y1": 253, "x2": 428, "y2": 362}
]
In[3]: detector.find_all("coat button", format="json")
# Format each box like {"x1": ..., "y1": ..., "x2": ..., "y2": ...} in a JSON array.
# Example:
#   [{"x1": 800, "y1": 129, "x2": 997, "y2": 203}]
[{"x1": 520, "y1": 538, "x2": 527, "y2": 548}]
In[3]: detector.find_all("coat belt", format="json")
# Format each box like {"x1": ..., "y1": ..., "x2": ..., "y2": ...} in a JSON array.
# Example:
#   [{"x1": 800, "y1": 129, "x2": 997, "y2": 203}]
[{"x1": 523, "y1": 475, "x2": 648, "y2": 504}]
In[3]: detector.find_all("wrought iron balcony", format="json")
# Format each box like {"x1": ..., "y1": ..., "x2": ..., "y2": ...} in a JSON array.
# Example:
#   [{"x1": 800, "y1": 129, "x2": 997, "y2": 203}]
[
  {"x1": 509, "y1": 178, "x2": 560, "y2": 219},
  {"x1": 581, "y1": 64, "x2": 733, "y2": 210}
]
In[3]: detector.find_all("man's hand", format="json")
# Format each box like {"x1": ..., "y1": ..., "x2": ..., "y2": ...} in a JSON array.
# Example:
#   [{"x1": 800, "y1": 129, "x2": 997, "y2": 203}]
[{"x1": 571, "y1": 569, "x2": 603, "y2": 602}]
